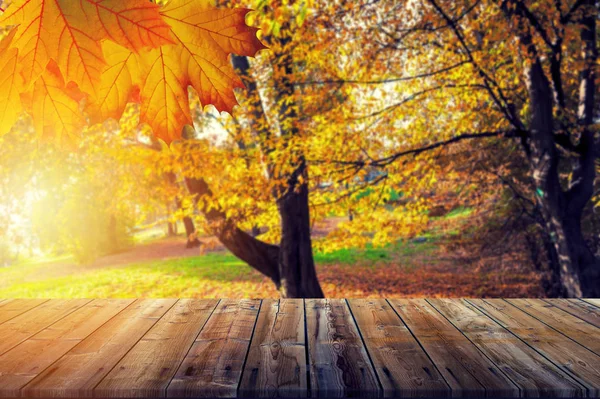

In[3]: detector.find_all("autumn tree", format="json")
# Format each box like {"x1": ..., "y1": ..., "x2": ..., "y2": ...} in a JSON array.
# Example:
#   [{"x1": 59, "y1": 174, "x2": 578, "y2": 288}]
[{"x1": 323, "y1": 0, "x2": 599, "y2": 297}]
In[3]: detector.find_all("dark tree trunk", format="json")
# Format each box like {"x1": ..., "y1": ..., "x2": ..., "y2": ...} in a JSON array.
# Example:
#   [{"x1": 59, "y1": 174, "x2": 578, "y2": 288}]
[
  {"x1": 250, "y1": 225, "x2": 261, "y2": 237},
  {"x1": 504, "y1": 0, "x2": 600, "y2": 297},
  {"x1": 270, "y1": 27, "x2": 324, "y2": 298},
  {"x1": 166, "y1": 171, "x2": 201, "y2": 248},
  {"x1": 232, "y1": 47, "x2": 324, "y2": 298},
  {"x1": 277, "y1": 167, "x2": 324, "y2": 298},
  {"x1": 184, "y1": 176, "x2": 281, "y2": 287},
  {"x1": 182, "y1": 216, "x2": 201, "y2": 248},
  {"x1": 167, "y1": 220, "x2": 177, "y2": 236}
]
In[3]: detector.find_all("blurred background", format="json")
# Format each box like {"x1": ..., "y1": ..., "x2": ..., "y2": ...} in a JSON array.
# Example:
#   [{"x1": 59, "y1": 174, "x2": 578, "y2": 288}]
[{"x1": 1, "y1": 0, "x2": 599, "y2": 298}]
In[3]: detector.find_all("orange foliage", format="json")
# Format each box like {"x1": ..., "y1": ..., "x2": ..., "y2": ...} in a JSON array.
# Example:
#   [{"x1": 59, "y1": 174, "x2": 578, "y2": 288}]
[{"x1": 0, "y1": 0, "x2": 265, "y2": 142}]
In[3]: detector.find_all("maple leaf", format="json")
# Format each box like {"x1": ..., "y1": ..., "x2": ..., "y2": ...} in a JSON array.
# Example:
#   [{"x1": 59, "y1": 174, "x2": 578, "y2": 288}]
[
  {"x1": 138, "y1": 45, "x2": 193, "y2": 144},
  {"x1": 87, "y1": 41, "x2": 141, "y2": 124},
  {"x1": 134, "y1": 0, "x2": 266, "y2": 143},
  {"x1": 63, "y1": 0, "x2": 173, "y2": 52},
  {"x1": 0, "y1": 27, "x2": 24, "y2": 135},
  {"x1": 0, "y1": 0, "x2": 171, "y2": 96},
  {"x1": 0, "y1": 0, "x2": 55, "y2": 87},
  {"x1": 28, "y1": 60, "x2": 86, "y2": 142},
  {"x1": 0, "y1": 0, "x2": 265, "y2": 143}
]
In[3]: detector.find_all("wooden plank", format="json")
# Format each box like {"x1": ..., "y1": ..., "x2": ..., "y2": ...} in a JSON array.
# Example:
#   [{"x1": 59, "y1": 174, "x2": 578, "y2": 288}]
[
  {"x1": 347, "y1": 299, "x2": 449, "y2": 397},
  {"x1": 389, "y1": 298, "x2": 518, "y2": 397},
  {"x1": 94, "y1": 299, "x2": 218, "y2": 398},
  {"x1": 0, "y1": 299, "x2": 48, "y2": 325},
  {"x1": 0, "y1": 299, "x2": 90, "y2": 356},
  {"x1": 167, "y1": 299, "x2": 260, "y2": 398},
  {"x1": 583, "y1": 299, "x2": 600, "y2": 308},
  {"x1": 543, "y1": 299, "x2": 600, "y2": 328},
  {"x1": 508, "y1": 298, "x2": 600, "y2": 355},
  {"x1": 23, "y1": 299, "x2": 177, "y2": 398},
  {"x1": 0, "y1": 299, "x2": 132, "y2": 398},
  {"x1": 239, "y1": 299, "x2": 307, "y2": 398},
  {"x1": 305, "y1": 299, "x2": 380, "y2": 398},
  {"x1": 470, "y1": 299, "x2": 600, "y2": 397},
  {"x1": 429, "y1": 298, "x2": 585, "y2": 397}
]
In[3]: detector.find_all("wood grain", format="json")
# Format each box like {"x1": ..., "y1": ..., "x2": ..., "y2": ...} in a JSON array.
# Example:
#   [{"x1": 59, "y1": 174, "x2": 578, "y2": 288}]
[
  {"x1": 0, "y1": 299, "x2": 132, "y2": 397},
  {"x1": 306, "y1": 299, "x2": 380, "y2": 398},
  {"x1": 0, "y1": 299, "x2": 48, "y2": 325},
  {"x1": 429, "y1": 298, "x2": 585, "y2": 397},
  {"x1": 239, "y1": 299, "x2": 307, "y2": 398},
  {"x1": 347, "y1": 299, "x2": 449, "y2": 397},
  {"x1": 470, "y1": 298, "x2": 600, "y2": 397},
  {"x1": 0, "y1": 299, "x2": 90, "y2": 356},
  {"x1": 508, "y1": 298, "x2": 600, "y2": 355},
  {"x1": 94, "y1": 299, "x2": 218, "y2": 398},
  {"x1": 389, "y1": 298, "x2": 518, "y2": 397},
  {"x1": 23, "y1": 299, "x2": 178, "y2": 398},
  {"x1": 0, "y1": 298, "x2": 595, "y2": 398},
  {"x1": 543, "y1": 299, "x2": 600, "y2": 328},
  {"x1": 582, "y1": 299, "x2": 600, "y2": 308},
  {"x1": 167, "y1": 299, "x2": 260, "y2": 398}
]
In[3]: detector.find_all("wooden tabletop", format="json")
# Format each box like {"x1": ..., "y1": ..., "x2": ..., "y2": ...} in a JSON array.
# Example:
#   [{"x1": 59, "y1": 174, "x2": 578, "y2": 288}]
[{"x1": 0, "y1": 298, "x2": 598, "y2": 398}]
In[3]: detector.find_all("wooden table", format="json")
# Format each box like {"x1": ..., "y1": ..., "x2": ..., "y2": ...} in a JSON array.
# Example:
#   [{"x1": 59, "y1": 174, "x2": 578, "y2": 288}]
[{"x1": 0, "y1": 298, "x2": 599, "y2": 398}]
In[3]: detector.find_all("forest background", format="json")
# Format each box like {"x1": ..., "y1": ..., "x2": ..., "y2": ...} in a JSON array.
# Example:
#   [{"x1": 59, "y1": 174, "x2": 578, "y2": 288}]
[{"x1": 0, "y1": 0, "x2": 599, "y2": 298}]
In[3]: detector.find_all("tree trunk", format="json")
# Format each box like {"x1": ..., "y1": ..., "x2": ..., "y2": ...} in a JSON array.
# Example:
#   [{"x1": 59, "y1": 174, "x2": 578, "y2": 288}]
[
  {"x1": 562, "y1": 210, "x2": 600, "y2": 296},
  {"x1": 184, "y1": 176, "x2": 281, "y2": 287},
  {"x1": 165, "y1": 171, "x2": 201, "y2": 248},
  {"x1": 182, "y1": 216, "x2": 201, "y2": 248},
  {"x1": 232, "y1": 47, "x2": 324, "y2": 297},
  {"x1": 505, "y1": 0, "x2": 600, "y2": 297},
  {"x1": 269, "y1": 23, "x2": 324, "y2": 298},
  {"x1": 277, "y1": 167, "x2": 324, "y2": 298},
  {"x1": 167, "y1": 220, "x2": 177, "y2": 236}
]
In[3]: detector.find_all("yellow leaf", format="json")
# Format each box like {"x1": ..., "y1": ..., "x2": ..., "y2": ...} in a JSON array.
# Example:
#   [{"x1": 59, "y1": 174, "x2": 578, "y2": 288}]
[
  {"x1": 138, "y1": 45, "x2": 192, "y2": 144},
  {"x1": 66, "y1": 0, "x2": 173, "y2": 52},
  {"x1": 0, "y1": 0, "x2": 264, "y2": 142},
  {"x1": 31, "y1": 60, "x2": 86, "y2": 142},
  {"x1": 1, "y1": 0, "x2": 173, "y2": 97},
  {"x1": 135, "y1": 0, "x2": 266, "y2": 143},
  {"x1": 0, "y1": 0, "x2": 55, "y2": 86},
  {"x1": 87, "y1": 41, "x2": 141, "y2": 124},
  {"x1": 0, "y1": 28, "x2": 24, "y2": 135},
  {"x1": 165, "y1": 2, "x2": 265, "y2": 110},
  {"x1": 161, "y1": 1, "x2": 266, "y2": 57}
]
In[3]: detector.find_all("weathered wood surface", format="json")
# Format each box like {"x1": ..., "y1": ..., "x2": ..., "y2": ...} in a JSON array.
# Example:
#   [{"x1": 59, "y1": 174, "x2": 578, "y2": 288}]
[
  {"x1": 389, "y1": 299, "x2": 518, "y2": 397},
  {"x1": 168, "y1": 299, "x2": 260, "y2": 398},
  {"x1": 0, "y1": 298, "x2": 598, "y2": 398},
  {"x1": 470, "y1": 299, "x2": 600, "y2": 397},
  {"x1": 306, "y1": 299, "x2": 380, "y2": 397},
  {"x1": 507, "y1": 299, "x2": 600, "y2": 355},
  {"x1": 238, "y1": 299, "x2": 307, "y2": 398},
  {"x1": 428, "y1": 299, "x2": 585, "y2": 397},
  {"x1": 348, "y1": 299, "x2": 450, "y2": 397}
]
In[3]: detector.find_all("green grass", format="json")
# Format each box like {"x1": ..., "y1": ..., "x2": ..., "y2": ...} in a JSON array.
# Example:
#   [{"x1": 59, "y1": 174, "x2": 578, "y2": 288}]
[
  {"x1": 442, "y1": 207, "x2": 473, "y2": 219},
  {"x1": 0, "y1": 254, "x2": 255, "y2": 298},
  {"x1": 315, "y1": 240, "x2": 436, "y2": 265},
  {"x1": 0, "y1": 239, "x2": 436, "y2": 298}
]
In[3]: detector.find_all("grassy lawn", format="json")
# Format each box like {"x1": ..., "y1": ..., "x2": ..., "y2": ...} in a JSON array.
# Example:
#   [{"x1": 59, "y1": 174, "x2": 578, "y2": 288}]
[
  {"x1": 0, "y1": 235, "x2": 543, "y2": 298},
  {"x1": 0, "y1": 242, "x2": 437, "y2": 298},
  {"x1": 0, "y1": 209, "x2": 544, "y2": 298},
  {"x1": 0, "y1": 253, "x2": 271, "y2": 298}
]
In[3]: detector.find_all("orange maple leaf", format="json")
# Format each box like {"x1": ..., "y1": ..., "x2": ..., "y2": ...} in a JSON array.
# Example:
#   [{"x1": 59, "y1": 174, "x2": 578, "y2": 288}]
[
  {"x1": 29, "y1": 60, "x2": 86, "y2": 142},
  {"x1": 87, "y1": 41, "x2": 142, "y2": 124},
  {"x1": 135, "y1": 0, "x2": 266, "y2": 143},
  {"x1": 0, "y1": 0, "x2": 266, "y2": 143},
  {"x1": 0, "y1": 0, "x2": 172, "y2": 96},
  {"x1": 0, "y1": 27, "x2": 24, "y2": 135}
]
